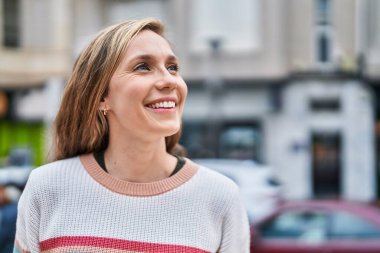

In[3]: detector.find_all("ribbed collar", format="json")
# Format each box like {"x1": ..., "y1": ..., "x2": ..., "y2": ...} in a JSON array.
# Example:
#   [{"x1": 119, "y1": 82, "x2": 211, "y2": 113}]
[{"x1": 80, "y1": 153, "x2": 198, "y2": 197}]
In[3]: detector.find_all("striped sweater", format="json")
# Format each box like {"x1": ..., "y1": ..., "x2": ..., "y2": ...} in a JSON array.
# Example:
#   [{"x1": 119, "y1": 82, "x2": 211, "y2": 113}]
[{"x1": 14, "y1": 154, "x2": 250, "y2": 253}]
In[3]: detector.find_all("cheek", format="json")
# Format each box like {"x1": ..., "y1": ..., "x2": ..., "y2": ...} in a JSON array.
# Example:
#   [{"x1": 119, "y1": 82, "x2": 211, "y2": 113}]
[
  {"x1": 179, "y1": 81, "x2": 188, "y2": 104},
  {"x1": 126, "y1": 84, "x2": 147, "y2": 99},
  {"x1": 121, "y1": 76, "x2": 151, "y2": 99},
  {"x1": 109, "y1": 82, "x2": 145, "y2": 108}
]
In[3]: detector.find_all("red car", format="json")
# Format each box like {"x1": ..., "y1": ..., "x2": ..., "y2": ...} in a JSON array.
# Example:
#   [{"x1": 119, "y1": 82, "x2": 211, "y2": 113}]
[{"x1": 250, "y1": 200, "x2": 380, "y2": 253}]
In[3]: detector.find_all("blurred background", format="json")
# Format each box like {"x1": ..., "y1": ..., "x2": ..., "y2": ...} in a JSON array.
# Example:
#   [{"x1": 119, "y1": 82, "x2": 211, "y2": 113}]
[{"x1": 1, "y1": 0, "x2": 380, "y2": 251}]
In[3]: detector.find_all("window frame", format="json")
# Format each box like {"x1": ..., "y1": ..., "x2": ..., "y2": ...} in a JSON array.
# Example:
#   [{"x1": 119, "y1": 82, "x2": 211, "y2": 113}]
[{"x1": 2, "y1": 0, "x2": 20, "y2": 48}]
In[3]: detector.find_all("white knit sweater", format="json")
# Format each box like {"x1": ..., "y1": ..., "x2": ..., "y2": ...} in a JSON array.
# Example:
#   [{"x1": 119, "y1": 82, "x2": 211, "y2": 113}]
[{"x1": 14, "y1": 154, "x2": 250, "y2": 253}]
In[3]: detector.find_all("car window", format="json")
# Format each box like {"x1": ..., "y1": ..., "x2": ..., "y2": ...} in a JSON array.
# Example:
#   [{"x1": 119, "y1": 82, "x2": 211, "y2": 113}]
[
  {"x1": 259, "y1": 210, "x2": 328, "y2": 243},
  {"x1": 329, "y1": 211, "x2": 380, "y2": 240}
]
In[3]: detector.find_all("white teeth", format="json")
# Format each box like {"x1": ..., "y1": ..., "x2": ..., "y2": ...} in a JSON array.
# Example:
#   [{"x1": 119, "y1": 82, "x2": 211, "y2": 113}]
[{"x1": 147, "y1": 101, "x2": 176, "y2": 109}]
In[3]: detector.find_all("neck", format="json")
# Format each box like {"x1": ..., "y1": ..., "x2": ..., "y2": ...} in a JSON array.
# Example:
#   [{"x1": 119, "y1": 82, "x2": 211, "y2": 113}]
[{"x1": 104, "y1": 135, "x2": 176, "y2": 183}]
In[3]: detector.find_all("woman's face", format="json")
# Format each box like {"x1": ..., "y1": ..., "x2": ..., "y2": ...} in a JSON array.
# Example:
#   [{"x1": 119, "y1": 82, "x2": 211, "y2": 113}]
[{"x1": 102, "y1": 30, "x2": 187, "y2": 142}]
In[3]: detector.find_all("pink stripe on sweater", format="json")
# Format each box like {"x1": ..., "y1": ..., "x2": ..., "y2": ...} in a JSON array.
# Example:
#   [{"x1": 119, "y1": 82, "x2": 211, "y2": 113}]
[{"x1": 40, "y1": 236, "x2": 210, "y2": 253}]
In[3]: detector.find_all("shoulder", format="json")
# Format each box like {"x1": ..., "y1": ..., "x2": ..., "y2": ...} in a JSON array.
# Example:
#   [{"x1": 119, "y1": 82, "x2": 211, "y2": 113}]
[
  {"x1": 186, "y1": 160, "x2": 245, "y2": 217},
  {"x1": 27, "y1": 156, "x2": 83, "y2": 187},
  {"x1": 189, "y1": 159, "x2": 241, "y2": 199},
  {"x1": 200, "y1": 164, "x2": 238, "y2": 188},
  {"x1": 30, "y1": 156, "x2": 81, "y2": 175},
  {"x1": 22, "y1": 156, "x2": 85, "y2": 205}
]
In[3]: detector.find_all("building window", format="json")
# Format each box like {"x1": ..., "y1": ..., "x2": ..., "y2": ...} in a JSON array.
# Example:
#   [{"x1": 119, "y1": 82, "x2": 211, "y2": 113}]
[
  {"x1": 318, "y1": 33, "x2": 330, "y2": 63},
  {"x1": 220, "y1": 125, "x2": 262, "y2": 161},
  {"x1": 181, "y1": 121, "x2": 262, "y2": 161},
  {"x1": 2, "y1": 0, "x2": 20, "y2": 47},
  {"x1": 367, "y1": 0, "x2": 380, "y2": 50},
  {"x1": 314, "y1": 0, "x2": 333, "y2": 66},
  {"x1": 316, "y1": 0, "x2": 331, "y2": 25},
  {"x1": 310, "y1": 98, "x2": 341, "y2": 112},
  {"x1": 190, "y1": 0, "x2": 260, "y2": 52},
  {"x1": 181, "y1": 122, "x2": 211, "y2": 158}
]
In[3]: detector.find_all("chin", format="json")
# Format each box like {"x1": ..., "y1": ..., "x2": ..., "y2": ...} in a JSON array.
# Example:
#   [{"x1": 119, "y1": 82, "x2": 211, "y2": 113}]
[
  {"x1": 160, "y1": 123, "x2": 181, "y2": 137},
  {"x1": 147, "y1": 119, "x2": 181, "y2": 137},
  {"x1": 164, "y1": 127, "x2": 180, "y2": 137}
]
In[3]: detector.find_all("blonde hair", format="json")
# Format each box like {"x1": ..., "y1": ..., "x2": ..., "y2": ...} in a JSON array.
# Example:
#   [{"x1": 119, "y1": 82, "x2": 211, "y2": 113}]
[{"x1": 53, "y1": 18, "x2": 183, "y2": 160}]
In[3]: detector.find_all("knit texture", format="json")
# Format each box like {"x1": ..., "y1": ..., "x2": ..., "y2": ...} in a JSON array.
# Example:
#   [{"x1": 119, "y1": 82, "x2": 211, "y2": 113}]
[{"x1": 14, "y1": 154, "x2": 250, "y2": 253}]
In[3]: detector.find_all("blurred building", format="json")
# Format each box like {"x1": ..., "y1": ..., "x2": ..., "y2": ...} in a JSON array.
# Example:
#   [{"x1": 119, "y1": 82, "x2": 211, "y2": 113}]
[
  {"x1": 0, "y1": 0, "x2": 69, "y2": 165},
  {"x1": 176, "y1": 0, "x2": 378, "y2": 202},
  {"x1": 0, "y1": 0, "x2": 379, "y2": 201}
]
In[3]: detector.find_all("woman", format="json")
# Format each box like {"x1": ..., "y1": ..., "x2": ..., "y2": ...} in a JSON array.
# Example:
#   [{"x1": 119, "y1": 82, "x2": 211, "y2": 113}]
[{"x1": 14, "y1": 18, "x2": 249, "y2": 253}]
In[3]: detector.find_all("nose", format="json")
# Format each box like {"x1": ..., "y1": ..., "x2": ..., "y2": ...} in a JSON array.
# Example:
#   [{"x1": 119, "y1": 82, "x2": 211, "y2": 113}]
[{"x1": 155, "y1": 69, "x2": 178, "y2": 90}]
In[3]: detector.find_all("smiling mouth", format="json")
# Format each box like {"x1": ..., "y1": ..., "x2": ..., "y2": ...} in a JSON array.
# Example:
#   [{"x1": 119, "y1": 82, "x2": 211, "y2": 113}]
[{"x1": 146, "y1": 101, "x2": 176, "y2": 109}]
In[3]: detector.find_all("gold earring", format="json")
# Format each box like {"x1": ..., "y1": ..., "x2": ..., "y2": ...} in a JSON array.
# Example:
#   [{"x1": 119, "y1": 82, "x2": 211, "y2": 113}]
[{"x1": 103, "y1": 108, "x2": 108, "y2": 116}]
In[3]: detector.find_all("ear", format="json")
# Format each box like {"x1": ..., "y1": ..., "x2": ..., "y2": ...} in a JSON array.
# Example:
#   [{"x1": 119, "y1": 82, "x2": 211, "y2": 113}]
[{"x1": 98, "y1": 97, "x2": 109, "y2": 111}]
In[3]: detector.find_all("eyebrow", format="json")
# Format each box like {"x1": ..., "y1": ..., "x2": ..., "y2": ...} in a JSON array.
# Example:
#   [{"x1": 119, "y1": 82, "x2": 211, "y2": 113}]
[{"x1": 128, "y1": 54, "x2": 178, "y2": 63}]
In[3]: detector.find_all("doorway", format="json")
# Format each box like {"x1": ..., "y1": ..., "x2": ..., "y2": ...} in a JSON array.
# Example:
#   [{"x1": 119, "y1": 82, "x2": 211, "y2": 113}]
[{"x1": 312, "y1": 132, "x2": 341, "y2": 198}]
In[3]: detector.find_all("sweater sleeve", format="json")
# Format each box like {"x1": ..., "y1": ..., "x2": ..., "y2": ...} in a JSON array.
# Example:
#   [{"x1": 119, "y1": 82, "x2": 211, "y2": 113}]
[
  {"x1": 13, "y1": 172, "x2": 40, "y2": 253},
  {"x1": 218, "y1": 185, "x2": 250, "y2": 253}
]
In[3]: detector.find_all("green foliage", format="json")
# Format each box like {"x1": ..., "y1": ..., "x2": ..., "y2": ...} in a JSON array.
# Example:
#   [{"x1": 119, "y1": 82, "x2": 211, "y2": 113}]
[{"x1": 0, "y1": 120, "x2": 45, "y2": 166}]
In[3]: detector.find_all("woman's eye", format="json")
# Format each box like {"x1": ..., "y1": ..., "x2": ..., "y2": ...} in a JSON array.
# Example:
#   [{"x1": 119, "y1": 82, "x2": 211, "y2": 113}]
[
  {"x1": 167, "y1": 64, "x2": 179, "y2": 73},
  {"x1": 134, "y1": 63, "x2": 150, "y2": 71}
]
